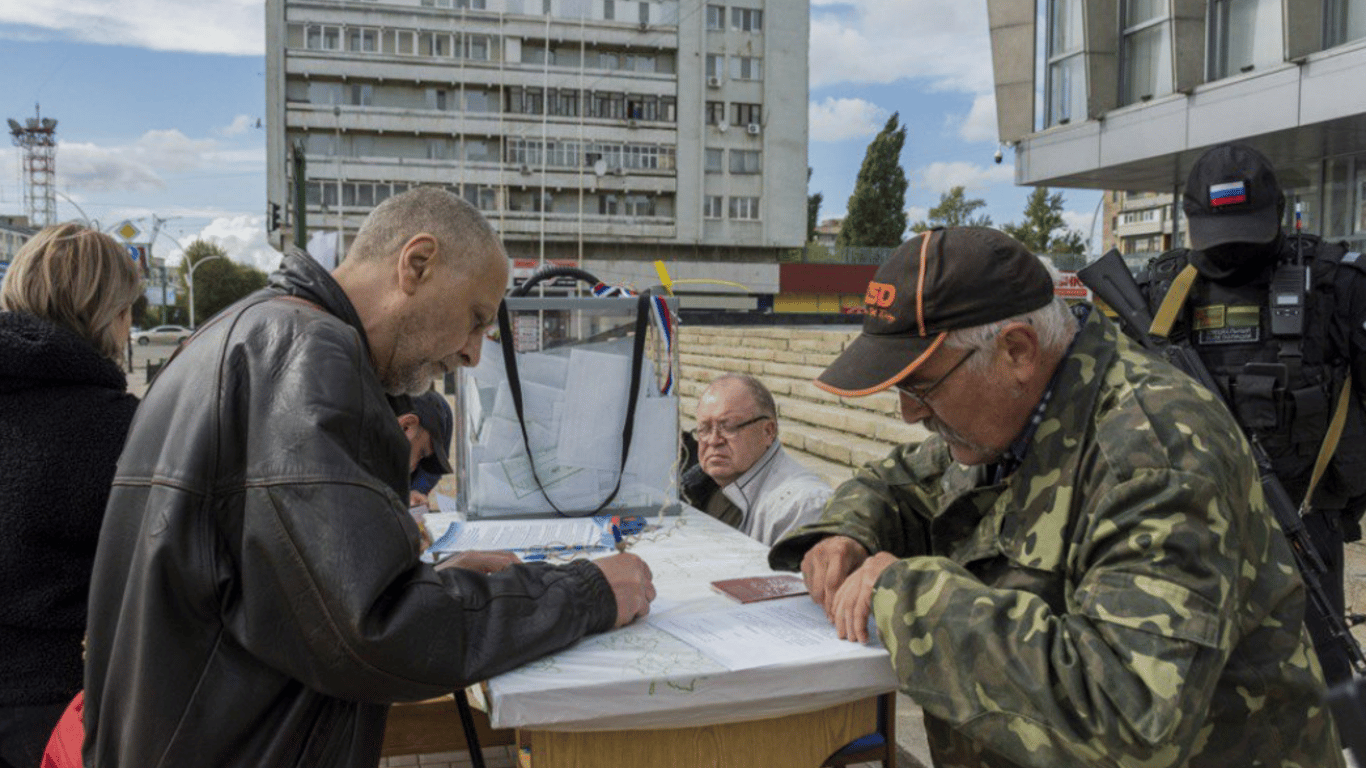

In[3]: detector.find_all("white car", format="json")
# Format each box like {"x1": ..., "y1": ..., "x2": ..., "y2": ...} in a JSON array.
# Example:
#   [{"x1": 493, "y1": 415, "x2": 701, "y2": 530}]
[{"x1": 133, "y1": 325, "x2": 192, "y2": 346}]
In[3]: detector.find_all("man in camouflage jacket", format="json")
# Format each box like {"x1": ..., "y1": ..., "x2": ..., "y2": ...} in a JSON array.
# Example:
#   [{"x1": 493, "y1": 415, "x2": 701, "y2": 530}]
[{"x1": 770, "y1": 227, "x2": 1341, "y2": 768}]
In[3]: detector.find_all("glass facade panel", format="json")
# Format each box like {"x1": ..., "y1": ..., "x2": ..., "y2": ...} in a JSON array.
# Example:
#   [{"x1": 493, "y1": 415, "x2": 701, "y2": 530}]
[
  {"x1": 1209, "y1": 0, "x2": 1280, "y2": 79},
  {"x1": 1126, "y1": 0, "x2": 1166, "y2": 26},
  {"x1": 1048, "y1": 55, "x2": 1085, "y2": 124},
  {"x1": 1045, "y1": 0, "x2": 1085, "y2": 127},
  {"x1": 1123, "y1": 18, "x2": 1172, "y2": 103}
]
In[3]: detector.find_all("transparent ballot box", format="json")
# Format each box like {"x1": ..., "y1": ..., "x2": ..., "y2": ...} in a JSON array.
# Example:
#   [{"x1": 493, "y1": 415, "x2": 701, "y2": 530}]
[{"x1": 454, "y1": 295, "x2": 680, "y2": 518}]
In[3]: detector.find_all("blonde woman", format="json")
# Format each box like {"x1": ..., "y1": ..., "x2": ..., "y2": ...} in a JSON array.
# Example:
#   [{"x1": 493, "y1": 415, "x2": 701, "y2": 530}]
[{"x1": 0, "y1": 223, "x2": 141, "y2": 768}]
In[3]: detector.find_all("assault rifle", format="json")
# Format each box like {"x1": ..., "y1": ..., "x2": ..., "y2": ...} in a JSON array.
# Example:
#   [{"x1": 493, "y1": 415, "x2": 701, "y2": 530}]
[{"x1": 1079, "y1": 249, "x2": 1366, "y2": 675}]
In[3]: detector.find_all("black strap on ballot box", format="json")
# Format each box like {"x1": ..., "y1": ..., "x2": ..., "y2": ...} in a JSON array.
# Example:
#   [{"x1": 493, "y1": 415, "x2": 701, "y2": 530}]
[{"x1": 495, "y1": 280, "x2": 650, "y2": 517}]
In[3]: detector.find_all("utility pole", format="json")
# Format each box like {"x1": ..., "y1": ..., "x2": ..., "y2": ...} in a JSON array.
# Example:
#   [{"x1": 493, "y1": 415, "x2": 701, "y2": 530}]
[
  {"x1": 292, "y1": 139, "x2": 308, "y2": 249},
  {"x1": 187, "y1": 252, "x2": 224, "y2": 330}
]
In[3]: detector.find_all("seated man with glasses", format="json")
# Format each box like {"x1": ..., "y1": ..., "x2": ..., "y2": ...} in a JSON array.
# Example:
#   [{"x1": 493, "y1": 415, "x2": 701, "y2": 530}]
[
  {"x1": 681, "y1": 373, "x2": 832, "y2": 545},
  {"x1": 769, "y1": 227, "x2": 1341, "y2": 768}
]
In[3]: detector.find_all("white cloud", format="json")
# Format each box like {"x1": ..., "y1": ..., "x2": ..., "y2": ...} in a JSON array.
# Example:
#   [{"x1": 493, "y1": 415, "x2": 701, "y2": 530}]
[
  {"x1": 810, "y1": 0, "x2": 991, "y2": 93},
  {"x1": 0, "y1": 0, "x2": 263, "y2": 56},
  {"x1": 54, "y1": 129, "x2": 252, "y2": 193},
  {"x1": 129, "y1": 130, "x2": 220, "y2": 172},
  {"x1": 194, "y1": 215, "x2": 281, "y2": 272},
  {"x1": 915, "y1": 161, "x2": 1015, "y2": 195},
  {"x1": 956, "y1": 93, "x2": 998, "y2": 143},
  {"x1": 809, "y1": 98, "x2": 889, "y2": 143},
  {"x1": 220, "y1": 115, "x2": 255, "y2": 136},
  {"x1": 59, "y1": 141, "x2": 167, "y2": 192}
]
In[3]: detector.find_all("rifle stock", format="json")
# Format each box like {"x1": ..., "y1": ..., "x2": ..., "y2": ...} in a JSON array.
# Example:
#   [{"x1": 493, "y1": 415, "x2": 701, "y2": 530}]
[{"x1": 1078, "y1": 249, "x2": 1365, "y2": 674}]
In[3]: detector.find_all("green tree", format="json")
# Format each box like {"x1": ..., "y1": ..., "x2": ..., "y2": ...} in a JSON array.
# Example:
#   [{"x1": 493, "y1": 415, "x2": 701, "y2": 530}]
[
  {"x1": 909, "y1": 186, "x2": 993, "y2": 232},
  {"x1": 836, "y1": 113, "x2": 908, "y2": 248},
  {"x1": 175, "y1": 240, "x2": 269, "y2": 327},
  {"x1": 1002, "y1": 187, "x2": 1086, "y2": 256},
  {"x1": 806, "y1": 166, "x2": 823, "y2": 243},
  {"x1": 807, "y1": 191, "x2": 823, "y2": 243}
]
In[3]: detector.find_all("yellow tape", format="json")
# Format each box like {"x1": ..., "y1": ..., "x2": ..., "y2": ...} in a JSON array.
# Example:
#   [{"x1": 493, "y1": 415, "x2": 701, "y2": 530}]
[
  {"x1": 653, "y1": 260, "x2": 674, "y2": 296},
  {"x1": 1150, "y1": 264, "x2": 1199, "y2": 339}
]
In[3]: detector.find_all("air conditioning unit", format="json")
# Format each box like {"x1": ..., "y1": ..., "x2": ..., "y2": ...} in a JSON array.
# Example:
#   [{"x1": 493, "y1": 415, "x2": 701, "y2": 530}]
[
  {"x1": 519, "y1": 164, "x2": 532, "y2": 175},
  {"x1": 611, "y1": 166, "x2": 627, "y2": 177},
  {"x1": 746, "y1": 123, "x2": 761, "y2": 135},
  {"x1": 706, "y1": 76, "x2": 721, "y2": 88}
]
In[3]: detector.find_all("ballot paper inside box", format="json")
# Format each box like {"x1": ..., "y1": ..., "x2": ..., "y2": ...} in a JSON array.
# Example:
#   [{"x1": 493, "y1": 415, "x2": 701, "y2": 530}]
[{"x1": 454, "y1": 295, "x2": 681, "y2": 518}]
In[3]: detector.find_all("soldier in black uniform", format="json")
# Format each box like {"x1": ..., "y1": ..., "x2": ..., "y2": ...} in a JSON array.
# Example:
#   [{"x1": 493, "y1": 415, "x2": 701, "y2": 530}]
[{"x1": 1143, "y1": 143, "x2": 1366, "y2": 687}]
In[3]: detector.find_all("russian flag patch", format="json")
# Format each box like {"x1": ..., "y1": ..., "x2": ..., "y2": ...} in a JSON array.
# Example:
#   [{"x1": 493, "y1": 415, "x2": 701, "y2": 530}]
[{"x1": 1209, "y1": 180, "x2": 1247, "y2": 207}]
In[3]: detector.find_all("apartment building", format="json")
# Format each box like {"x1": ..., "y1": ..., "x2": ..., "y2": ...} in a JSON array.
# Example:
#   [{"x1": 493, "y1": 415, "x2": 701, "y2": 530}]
[
  {"x1": 265, "y1": 0, "x2": 808, "y2": 300},
  {"x1": 988, "y1": 0, "x2": 1366, "y2": 251},
  {"x1": 1101, "y1": 189, "x2": 1177, "y2": 257},
  {"x1": 0, "y1": 216, "x2": 35, "y2": 275}
]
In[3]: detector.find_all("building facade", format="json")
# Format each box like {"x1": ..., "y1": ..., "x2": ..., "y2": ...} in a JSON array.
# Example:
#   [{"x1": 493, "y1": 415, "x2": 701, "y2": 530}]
[
  {"x1": 989, "y1": 0, "x2": 1366, "y2": 251},
  {"x1": 0, "y1": 216, "x2": 36, "y2": 278},
  {"x1": 1101, "y1": 189, "x2": 1178, "y2": 257},
  {"x1": 265, "y1": 0, "x2": 808, "y2": 304}
]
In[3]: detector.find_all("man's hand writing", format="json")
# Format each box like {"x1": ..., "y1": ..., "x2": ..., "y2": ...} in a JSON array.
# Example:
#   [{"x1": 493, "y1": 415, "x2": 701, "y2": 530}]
[
  {"x1": 828, "y1": 552, "x2": 898, "y2": 643},
  {"x1": 592, "y1": 553, "x2": 656, "y2": 628}
]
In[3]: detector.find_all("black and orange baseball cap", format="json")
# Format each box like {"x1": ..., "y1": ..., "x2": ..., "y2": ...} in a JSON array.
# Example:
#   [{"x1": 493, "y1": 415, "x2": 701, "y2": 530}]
[{"x1": 815, "y1": 227, "x2": 1054, "y2": 397}]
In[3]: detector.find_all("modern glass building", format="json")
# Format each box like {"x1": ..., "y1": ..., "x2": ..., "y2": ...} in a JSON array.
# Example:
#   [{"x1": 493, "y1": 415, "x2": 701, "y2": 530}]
[{"x1": 989, "y1": 0, "x2": 1366, "y2": 250}]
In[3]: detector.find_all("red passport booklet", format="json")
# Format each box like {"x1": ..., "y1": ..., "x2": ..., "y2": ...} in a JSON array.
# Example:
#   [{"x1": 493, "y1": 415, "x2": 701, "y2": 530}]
[{"x1": 710, "y1": 574, "x2": 809, "y2": 604}]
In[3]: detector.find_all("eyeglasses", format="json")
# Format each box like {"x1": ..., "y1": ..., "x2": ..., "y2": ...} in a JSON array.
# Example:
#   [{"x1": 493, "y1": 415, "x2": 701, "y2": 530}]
[
  {"x1": 894, "y1": 348, "x2": 976, "y2": 410},
  {"x1": 691, "y1": 415, "x2": 770, "y2": 441}
]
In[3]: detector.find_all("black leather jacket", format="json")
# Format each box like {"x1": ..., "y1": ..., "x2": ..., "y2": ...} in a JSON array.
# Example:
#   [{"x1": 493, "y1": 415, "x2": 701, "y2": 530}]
[{"x1": 84, "y1": 251, "x2": 616, "y2": 768}]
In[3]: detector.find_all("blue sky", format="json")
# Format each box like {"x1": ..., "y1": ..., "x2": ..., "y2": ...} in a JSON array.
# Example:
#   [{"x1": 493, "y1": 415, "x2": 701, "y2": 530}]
[{"x1": 0, "y1": 0, "x2": 1101, "y2": 270}]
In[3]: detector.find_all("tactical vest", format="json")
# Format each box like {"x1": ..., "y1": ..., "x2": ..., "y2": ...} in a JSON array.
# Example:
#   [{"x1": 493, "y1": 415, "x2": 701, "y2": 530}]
[{"x1": 1143, "y1": 234, "x2": 1366, "y2": 516}]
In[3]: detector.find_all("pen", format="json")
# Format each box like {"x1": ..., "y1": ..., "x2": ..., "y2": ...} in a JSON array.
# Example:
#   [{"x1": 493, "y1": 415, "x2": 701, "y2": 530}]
[{"x1": 611, "y1": 523, "x2": 626, "y2": 554}]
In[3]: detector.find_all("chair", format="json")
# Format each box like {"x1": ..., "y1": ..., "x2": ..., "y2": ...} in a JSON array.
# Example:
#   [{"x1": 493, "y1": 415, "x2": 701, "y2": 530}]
[{"x1": 823, "y1": 692, "x2": 896, "y2": 768}]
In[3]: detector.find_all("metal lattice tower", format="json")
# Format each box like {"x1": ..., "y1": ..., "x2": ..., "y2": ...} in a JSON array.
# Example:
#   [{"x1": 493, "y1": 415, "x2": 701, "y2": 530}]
[{"x1": 7, "y1": 104, "x2": 58, "y2": 228}]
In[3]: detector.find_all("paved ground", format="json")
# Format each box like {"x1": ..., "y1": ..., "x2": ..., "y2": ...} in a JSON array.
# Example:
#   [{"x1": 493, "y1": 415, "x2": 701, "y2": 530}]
[{"x1": 125, "y1": 345, "x2": 1365, "y2": 767}]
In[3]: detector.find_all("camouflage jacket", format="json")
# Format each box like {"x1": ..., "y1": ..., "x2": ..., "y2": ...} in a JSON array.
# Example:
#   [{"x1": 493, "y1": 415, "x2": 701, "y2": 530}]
[{"x1": 770, "y1": 307, "x2": 1341, "y2": 768}]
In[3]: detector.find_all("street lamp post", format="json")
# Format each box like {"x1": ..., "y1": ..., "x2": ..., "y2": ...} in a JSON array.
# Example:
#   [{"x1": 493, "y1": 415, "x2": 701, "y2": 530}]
[{"x1": 187, "y1": 253, "x2": 224, "y2": 330}]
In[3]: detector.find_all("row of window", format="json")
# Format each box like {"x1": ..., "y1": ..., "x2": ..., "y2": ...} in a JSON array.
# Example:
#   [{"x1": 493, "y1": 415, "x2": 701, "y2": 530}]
[
  {"x1": 305, "y1": 179, "x2": 679, "y2": 219},
  {"x1": 704, "y1": 148, "x2": 760, "y2": 174},
  {"x1": 504, "y1": 87, "x2": 676, "y2": 122},
  {"x1": 314, "y1": 0, "x2": 680, "y2": 28},
  {"x1": 292, "y1": 23, "x2": 497, "y2": 59},
  {"x1": 705, "y1": 54, "x2": 763, "y2": 81},
  {"x1": 505, "y1": 138, "x2": 677, "y2": 170},
  {"x1": 1045, "y1": 0, "x2": 1366, "y2": 127},
  {"x1": 706, "y1": 101, "x2": 762, "y2": 128},
  {"x1": 1117, "y1": 208, "x2": 1159, "y2": 226},
  {"x1": 703, "y1": 195, "x2": 760, "y2": 220},
  {"x1": 298, "y1": 131, "x2": 676, "y2": 169},
  {"x1": 705, "y1": 5, "x2": 763, "y2": 32},
  {"x1": 520, "y1": 44, "x2": 676, "y2": 74},
  {"x1": 289, "y1": 80, "x2": 678, "y2": 125}
]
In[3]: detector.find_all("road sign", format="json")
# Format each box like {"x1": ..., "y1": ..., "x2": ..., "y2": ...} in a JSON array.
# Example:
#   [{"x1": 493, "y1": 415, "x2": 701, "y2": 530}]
[{"x1": 115, "y1": 220, "x2": 140, "y2": 241}]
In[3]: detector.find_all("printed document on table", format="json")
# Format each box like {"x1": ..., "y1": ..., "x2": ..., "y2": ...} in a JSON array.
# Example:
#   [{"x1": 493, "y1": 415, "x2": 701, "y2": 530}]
[
  {"x1": 652, "y1": 598, "x2": 874, "y2": 671},
  {"x1": 429, "y1": 517, "x2": 605, "y2": 553}
]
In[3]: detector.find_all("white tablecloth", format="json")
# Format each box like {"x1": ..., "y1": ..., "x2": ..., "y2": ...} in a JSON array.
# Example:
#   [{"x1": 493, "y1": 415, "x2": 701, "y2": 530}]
[{"x1": 485, "y1": 508, "x2": 898, "y2": 731}]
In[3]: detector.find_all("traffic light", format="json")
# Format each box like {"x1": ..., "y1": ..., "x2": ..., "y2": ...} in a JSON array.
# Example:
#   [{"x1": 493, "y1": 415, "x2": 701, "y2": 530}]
[{"x1": 268, "y1": 202, "x2": 283, "y2": 232}]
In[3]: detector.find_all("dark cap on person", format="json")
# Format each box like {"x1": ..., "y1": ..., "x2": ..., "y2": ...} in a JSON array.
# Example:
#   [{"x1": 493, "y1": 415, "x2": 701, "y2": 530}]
[
  {"x1": 815, "y1": 227, "x2": 1055, "y2": 398},
  {"x1": 407, "y1": 390, "x2": 454, "y2": 475},
  {"x1": 1182, "y1": 143, "x2": 1283, "y2": 250}
]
